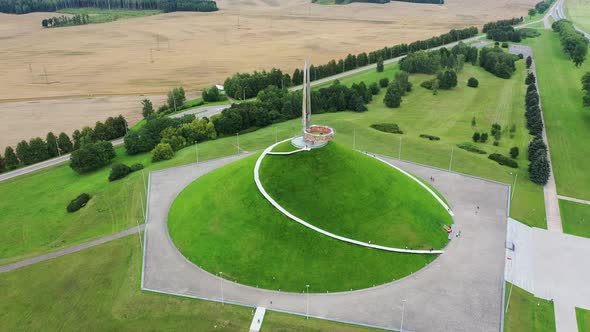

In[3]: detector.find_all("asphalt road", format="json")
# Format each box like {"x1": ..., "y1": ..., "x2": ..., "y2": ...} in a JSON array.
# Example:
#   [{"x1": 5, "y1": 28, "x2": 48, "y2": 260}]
[{"x1": 143, "y1": 153, "x2": 509, "y2": 332}]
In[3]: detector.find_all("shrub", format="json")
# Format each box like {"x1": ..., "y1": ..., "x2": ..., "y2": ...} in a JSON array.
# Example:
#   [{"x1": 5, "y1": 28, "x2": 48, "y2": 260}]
[
  {"x1": 488, "y1": 153, "x2": 518, "y2": 168},
  {"x1": 510, "y1": 146, "x2": 519, "y2": 158},
  {"x1": 491, "y1": 123, "x2": 502, "y2": 140},
  {"x1": 467, "y1": 77, "x2": 479, "y2": 88},
  {"x1": 472, "y1": 132, "x2": 481, "y2": 142},
  {"x1": 457, "y1": 143, "x2": 487, "y2": 154},
  {"x1": 67, "y1": 193, "x2": 92, "y2": 213},
  {"x1": 383, "y1": 83, "x2": 403, "y2": 108},
  {"x1": 529, "y1": 152, "x2": 550, "y2": 184},
  {"x1": 493, "y1": 140, "x2": 500, "y2": 146},
  {"x1": 130, "y1": 163, "x2": 144, "y2": 172},
  {"x1": 420, "y1": 80, "x2": 434, "y2": 90},
  {"x1": 501, "y1": 42, "x2": 509, "y2": 48},
  {"x1": 369, "y1": 82, "x2": 380, "y2": 95},
  {"x1": 370, "y1": 123, "x2": 403, "y2": 134},
  {"x1": 109, "y1": 163, "x2": 131, "y2": 182},
  {"x1": 151, "y1": 143, "x2": 175, "y2": 162},
  {"x1": 420, "y1": 134, "x2": 440, "y2": 141},
  {"x1": 379, "y1": 78, "x2": 389, "y2": 88},
  {"x1": 480, "y1": 132, "x2": 489, "y2": 143}
]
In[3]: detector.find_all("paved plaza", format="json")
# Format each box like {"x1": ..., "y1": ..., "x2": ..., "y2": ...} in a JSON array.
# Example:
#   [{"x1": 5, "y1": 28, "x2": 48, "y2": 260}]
[{"x1": 142, "y1": 152, "x2": 509, "y2": 331}]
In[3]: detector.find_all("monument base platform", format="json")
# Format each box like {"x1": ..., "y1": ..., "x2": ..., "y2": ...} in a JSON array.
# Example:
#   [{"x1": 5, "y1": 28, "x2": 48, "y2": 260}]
[{"x1": 291, "y1": 136, "x2": 329, "y2": 149}]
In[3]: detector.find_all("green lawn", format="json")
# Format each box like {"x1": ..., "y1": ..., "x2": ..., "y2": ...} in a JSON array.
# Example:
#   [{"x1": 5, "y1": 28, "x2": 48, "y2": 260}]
[
  {"x1": 522, "y1": 31, "x2": 590, "y2": 200},
  {"x1": 504, "y1": 283, "x2": 556, "y2": 332},
  {"x1": 260, "y1": 143, "x2": 451, "y2": 249},
  {"x1": 0, "y1": 55, "x2": 545, "y2": 264},
  {"x1": 168, "y1": 153, "x2": 437, "y2": 292},
  {"x1": 565, "y1": 0, "x2": 590, "y2": 33},
  {"x1": 57, "y1": 8, "x2": 162, "y2": 25},
  {"x1": 578, "y1": 307, "x2": 590, "y2": 332},
  {"x1": 559, "y1": 199, "x2": 590, "y2": 238},
  {"x1": 0, "y1": 235, "x2": 383, "y2": 331}
]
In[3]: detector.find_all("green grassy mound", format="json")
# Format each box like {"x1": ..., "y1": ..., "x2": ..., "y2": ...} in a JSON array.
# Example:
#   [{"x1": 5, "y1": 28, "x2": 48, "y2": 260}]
[
  {"x1": 260, "y1": 143, "x2": 451, "y2": 249},
  {"x1": 168, "y1": 154, "x2": 438, "y2": 292}
]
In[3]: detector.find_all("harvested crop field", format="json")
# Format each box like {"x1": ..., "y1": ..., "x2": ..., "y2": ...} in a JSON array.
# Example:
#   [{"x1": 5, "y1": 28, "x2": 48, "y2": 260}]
[{"x1": 0, "y1": 0, "x2": 536, "y2": 148}]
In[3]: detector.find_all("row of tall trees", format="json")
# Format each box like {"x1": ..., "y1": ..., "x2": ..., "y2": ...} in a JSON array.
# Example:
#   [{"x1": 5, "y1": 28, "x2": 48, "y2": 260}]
[
  {"x1": 482, "y1": 18, "x2": 523, "y2": 33},
  {"x1": 42, "y1": 13, "x2": 89, "y2": 27},
  {"x1": 552, "y1": 20, "x2": 588, "y2": 66},
  {"x1": 0, "y1": 115, "x2": 127, "y2": 173},
  {"x1": 582, "y1": 72, "x2": 590, "y2": 107},
  {"x1": 524, "y1": 70, "x2": 551, "y2": 185},
  {"x1": 0, "y1": 0, "x2": 217, "y2": 14},
  {"x1": 529, "y1": 0, "x2": 552, "y2": 16}
]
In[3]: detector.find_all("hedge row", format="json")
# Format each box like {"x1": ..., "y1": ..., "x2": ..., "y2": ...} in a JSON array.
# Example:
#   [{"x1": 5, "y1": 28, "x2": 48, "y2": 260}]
[
  {"x1": 370, "y1": 123, "x2": 404, "y2": 134},
  {"x1": 488, "y1": 153, "x2": 518, "y2": 168},
  {"x1": 524, "y1": 70, "x2": 551, "y2": 185},
  {"x1": 457, "y1": 143, "x2": 487, "y2": 154}
]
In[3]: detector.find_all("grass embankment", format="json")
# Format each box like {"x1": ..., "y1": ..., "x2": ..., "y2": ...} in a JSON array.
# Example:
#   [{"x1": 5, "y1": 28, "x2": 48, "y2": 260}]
[
  {"x1": 0, "y1": 235, "x2": 383, "y2": 331},
  {"x1": 58, "y1": 8, "x2": 162, "y2": 25},
  {"x1": 578, "y1": 308, "x2": 590, "y2": 332},
  {"x1": 168, "y1": 153, "x2": 437, "y2": 292},
  {"x1": 504, "y1": 283, "x2": 556, "y2": 332},
  {"x1": 260, "y1": 143, "x2": 451, "y2": 249},
  {"x1": 559, "y1": 200, "x2": 590, "y2": 238},
  {"x1": 0, "y1": 51, "x2": 543, "y2": 264},
  {"x1": 565, "y1": 0, "x2": 590, "y2": 32},
  {"x1": 522, "y1": 31, "x2": 590, "y2": 200}
]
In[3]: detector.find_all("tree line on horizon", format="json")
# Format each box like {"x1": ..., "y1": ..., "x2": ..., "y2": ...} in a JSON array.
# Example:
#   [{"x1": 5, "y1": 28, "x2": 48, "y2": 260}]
[
  {"x1": 0, "y1": 0, "x2": 217, "y2": 14},
  {"x1": 42, "y1": 13, "x2": 89, "y2": 27}
]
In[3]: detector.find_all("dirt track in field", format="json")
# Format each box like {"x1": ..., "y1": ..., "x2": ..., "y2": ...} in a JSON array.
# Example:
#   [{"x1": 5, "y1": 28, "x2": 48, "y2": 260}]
[{"x1": 0, "y1": 0, "x2": 536, "y2": 149}]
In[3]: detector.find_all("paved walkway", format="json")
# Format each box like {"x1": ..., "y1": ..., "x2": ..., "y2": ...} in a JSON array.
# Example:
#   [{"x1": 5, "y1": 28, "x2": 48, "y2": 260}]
[
  {"x1": 506, "y1": 219, "x2": 590, "y2": 332},
  {"x1": 558, "y1": 195, "x2": 590, "y2": 206},
  {"x1": 143, "y1": 153, "x2": 509, "y2": 331},
  {"x1": 0, "y1": 225, "x2": 144, "y2": 273}
]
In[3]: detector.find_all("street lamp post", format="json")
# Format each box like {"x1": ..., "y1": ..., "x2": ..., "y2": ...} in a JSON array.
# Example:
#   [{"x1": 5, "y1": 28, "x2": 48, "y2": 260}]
[
  {"x1": 196, "y1": 141, "x2": 199, "y2": 164},
  {"x1": 398, "y1": 136, "x2": 402, "y2": 159},
  {"x1": 353, "y1": 129, "x2": 356, "y2": 150},
  {"x1": 236, "y1": 133, "x2": 240, "y2": 154},
  {"x1": 449, "y1": 147, "x2": 454, "y2": 171}
]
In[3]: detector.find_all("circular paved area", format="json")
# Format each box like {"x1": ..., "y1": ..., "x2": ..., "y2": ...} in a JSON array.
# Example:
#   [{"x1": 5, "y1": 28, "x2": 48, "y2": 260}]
[{"x1": 142, "y1": 152, "x2": 509, "y2": 331}]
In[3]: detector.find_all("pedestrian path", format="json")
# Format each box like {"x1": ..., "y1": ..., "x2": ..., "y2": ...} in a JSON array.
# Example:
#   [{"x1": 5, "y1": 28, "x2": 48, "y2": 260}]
[
  {"x1": 558, "y1": 195, "x2": 590, "y2": 206},
  {"x1": 505, "y1": 218, "x2": 590, "y2": 332},
  {"x1": 0, "y1": 225, "x2": 144, "y2": 273}
]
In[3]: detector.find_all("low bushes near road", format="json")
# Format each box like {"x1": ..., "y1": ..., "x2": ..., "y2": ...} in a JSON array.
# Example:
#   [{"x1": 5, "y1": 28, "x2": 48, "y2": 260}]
[
  {"x1": 489, "y1": 153, "x2": 518, "y2": 168},
  {"x1": 108, "y1": 163, "x2": 144, "y2": 182},
  {"x1": 457, "y1": 143, "x2": 487, "y2": 154},
  {"x1": 151, "y1": 143, "x2": 174, "y2": 162},
  {"x1": 472, "y1": 132, "x2": 489, "y2": 143},
  {"x1": 419, "y1": 134, "x2": 440, "y2": 141},
  {"x1": 67, "y1": 193, "x2": 92, "y2": 213},
  {"x1": 370, "y1": 123, "x2": 403, "y2": 134},
  {"x1": 467, "y1": 77, "x2": 479, "y2": 87}
]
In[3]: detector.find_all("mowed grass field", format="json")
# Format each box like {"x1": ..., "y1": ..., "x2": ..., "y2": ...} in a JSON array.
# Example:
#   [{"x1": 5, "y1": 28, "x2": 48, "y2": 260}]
[
  {"x1": 578, "y1": 308, "x2": 590, "y2": 332},
  {"x1": 566, "y1": 0, "x2": 590, "y2": 33},
  {"x1": 0, "y1": 235, "x2": 384, "y2": 332},
  {"x1": 522, "y1": 30, "x2": 590, "y2": 200},
  {"x1": 504, "y1": 283, "x2": 556, "y2": 332},
  {"x1": 0, "y1": 52, "x2": 545, "y2": 264},
  {"x1": 168, "y1": 153, "x2": 437, "y2": 292},
  {"x1": 559, "y1": 199, "x2": 590, "y2": 239},
  {"x1": 260, "y1": 142, "x2": 451, "y2": 249}
]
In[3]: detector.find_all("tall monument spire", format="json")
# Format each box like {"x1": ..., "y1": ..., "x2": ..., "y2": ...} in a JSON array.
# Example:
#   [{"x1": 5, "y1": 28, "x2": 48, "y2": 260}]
[{"x1": 302, "y1": 59, "x2": 312, "y2": 130}]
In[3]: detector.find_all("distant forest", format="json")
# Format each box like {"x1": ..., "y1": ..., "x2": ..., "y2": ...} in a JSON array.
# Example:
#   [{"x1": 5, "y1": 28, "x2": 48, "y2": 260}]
[
  {"x1": 0, "y1": 0, "x2": 218, "y2": 14},
  {"x1": 329, "y1": 0, "x2": 443, "y2": 4}
]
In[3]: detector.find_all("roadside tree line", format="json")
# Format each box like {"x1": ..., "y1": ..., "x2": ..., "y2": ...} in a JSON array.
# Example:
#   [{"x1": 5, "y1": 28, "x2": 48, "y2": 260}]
[
  {"x1": 552, "y1": 19, "x2": 588, "y2": 67},
  {"x1": 524, "y1": 70, "x2": 551, "y2": 185},
  {"x1": 0, "y1": 115, "x2": 127, "y2": 174},
  {"x1": 223, "y1": 26, "x2": 479, "y2": 100}
]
